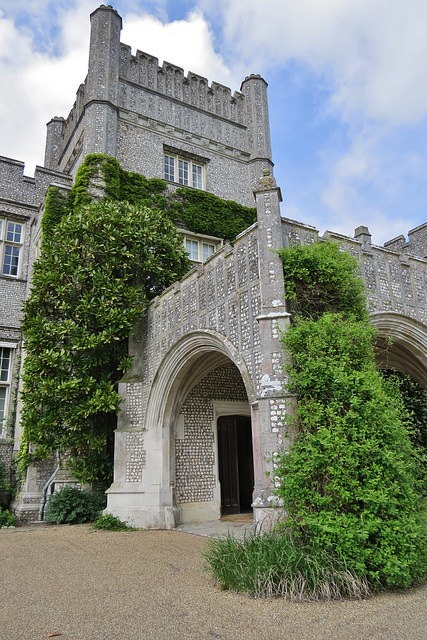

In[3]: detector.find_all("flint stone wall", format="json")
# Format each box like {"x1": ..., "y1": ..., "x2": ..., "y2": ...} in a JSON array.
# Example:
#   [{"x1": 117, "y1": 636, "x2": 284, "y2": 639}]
[
  {"x1": 281, "y1": 218, "x2": 427, "y2": 323},
  {"x1": 120, "y1": 223, "x2": 262, "y2": 478}
]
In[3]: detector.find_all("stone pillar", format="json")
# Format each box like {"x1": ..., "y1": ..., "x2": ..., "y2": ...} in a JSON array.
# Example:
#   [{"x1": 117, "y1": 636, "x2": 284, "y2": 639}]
[
  {"x1": 240, "y1": 75, "x2": 274, "y2": 190},
  {"x1": 83, "y1": 5, "x2": 122, "y2": 157},
  {"x1": 44, "y1": 117, "x2": 65, "y2": 170},
  {"x1": 252, "y1": 170, "x2": 291, "y2": 529},
  {"x1": 104, "y1": 317, "x2": 178, "y2": 529}
]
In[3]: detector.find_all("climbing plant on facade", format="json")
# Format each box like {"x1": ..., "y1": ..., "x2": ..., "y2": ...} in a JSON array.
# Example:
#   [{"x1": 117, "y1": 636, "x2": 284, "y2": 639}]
[
  {"x1": 61, "y1": 153, "x2": 257, "y2": 241},
  {"x1": 20, "y1": 153, "x2": 256, "y2": 484},
  {"x1": 20, "y1": 199, "x2": 190, "y2": 484},
  {"x1": 275, "y1": 240, "x2": 427, "y2": 590}
]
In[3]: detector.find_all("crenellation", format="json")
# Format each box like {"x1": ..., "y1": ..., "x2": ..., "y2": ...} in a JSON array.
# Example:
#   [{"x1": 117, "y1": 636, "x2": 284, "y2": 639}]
[
  {"x1": 157, "y1": 67, "x2": 165, "y2": 94},
  {"x1": 129, "y1": 55, "x2": 139, "y2": 83},
  {"x1": 211, "y1": 82, "x2": 222, "y2": 116},
  {"x1": 182, "y1": 78, "x2": 190, "y2": 103},
  {"x1": 173, "y1": 66, "x2": 184, "y2": 99},
  {"x1": 384, "y1": 223, "x2": 427, "y2": 259},
  {"x1": 207, "y1": 88, "x2": 214, "y2": 112},
  {"x1": 119, "y1": 43, "x2": 132, "y2": 78},
  {"x1": 136, "y1": 51, "x2": 148, "y2": 86},
  {"x1": 163, "y1": 64, "x2": 173, "y2": 96},
  {"x1": 190, "y1": 74, "x2": 198, "y2": 107},
  {"x1": 282, "y1": 217, "x2": 427, "y2": 325},
  {"x1": 408, "y1": 223, "x2": 427, "y2": 258},
  {"x1": 147, "y1": 56, "x2": 157, "y2": 89}
]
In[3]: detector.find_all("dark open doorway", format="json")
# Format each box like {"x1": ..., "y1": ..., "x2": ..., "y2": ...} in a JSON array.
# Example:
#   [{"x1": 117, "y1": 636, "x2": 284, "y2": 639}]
[{"x1": 217, "y1": 415, "x2": 254, "y2": 516}]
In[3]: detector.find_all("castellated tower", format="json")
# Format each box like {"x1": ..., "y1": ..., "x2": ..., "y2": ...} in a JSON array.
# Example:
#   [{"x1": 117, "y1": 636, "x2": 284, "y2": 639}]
[{"x1": 43, "y1": 4, "x2": 274, "y2": 207}]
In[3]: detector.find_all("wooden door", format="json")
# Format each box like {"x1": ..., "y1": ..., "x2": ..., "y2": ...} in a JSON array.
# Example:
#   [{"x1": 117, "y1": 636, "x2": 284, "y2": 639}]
[{"x1": 217, "y1": 415, "x2": 253, "y2": 515}]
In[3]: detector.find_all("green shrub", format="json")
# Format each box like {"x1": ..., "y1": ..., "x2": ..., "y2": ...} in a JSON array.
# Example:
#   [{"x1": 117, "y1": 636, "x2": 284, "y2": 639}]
[
  {"x1": 278, "y1": 239, "x2": 367, "y2": 321},
  {"x1": 44, "y1": 486, "x2": 106, "y2": 524},
  {"x1": 0, "y1": 507, "x2": 17, "y2": 528},
  {"x1": 277, "y1": 313, "x2": 427, "y2": 590},
  {"x1": 21, "y1": 199, "x2": 190, "y2": 485},
  {"x1": 271, "y1": 241, "x2": 427, "y2": 591},
  {"x1": 204, "y1": 530, "x2": 371, "y2": 600},
  {"x1": 92, "y1": 513, "x2": 134, "y2": 531}
]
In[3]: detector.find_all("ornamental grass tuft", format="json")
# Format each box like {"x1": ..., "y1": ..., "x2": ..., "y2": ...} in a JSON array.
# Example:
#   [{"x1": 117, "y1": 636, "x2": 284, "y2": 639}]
[{"x1": 204, "y1": 529, "x2": 371, "y2": 601}]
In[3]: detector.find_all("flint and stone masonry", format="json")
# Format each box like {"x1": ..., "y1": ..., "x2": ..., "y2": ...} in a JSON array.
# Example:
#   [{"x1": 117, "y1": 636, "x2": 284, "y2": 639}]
[{"x1": 0, "y1": 5, "x2": 425, "y2": 525}]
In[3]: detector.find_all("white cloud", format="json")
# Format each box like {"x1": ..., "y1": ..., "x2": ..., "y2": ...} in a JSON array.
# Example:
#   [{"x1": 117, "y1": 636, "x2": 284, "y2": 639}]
[
  {"x1": 0, "y1": 1, "x2": 93, "y2": 175},
  {"x1": 202, "y1": 0, "x2": 427, "y2": 125},
  {"x1": 199, "y1": 0, "x2": 427, "y2": 243},
  {"x1": 121, "y1": 9, "x2": 235, "y2": 88}
]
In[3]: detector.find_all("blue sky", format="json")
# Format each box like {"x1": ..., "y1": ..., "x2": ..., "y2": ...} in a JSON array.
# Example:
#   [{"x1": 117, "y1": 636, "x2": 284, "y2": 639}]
[{"x1": 1, "y1": 0, "x2": 427, "y2": 245}]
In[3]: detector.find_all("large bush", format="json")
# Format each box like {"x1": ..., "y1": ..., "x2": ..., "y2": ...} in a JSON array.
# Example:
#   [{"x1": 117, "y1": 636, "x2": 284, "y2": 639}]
[
  {"x1": 20, "y1": 199, "x2": 190, "y2": 484},
  {"x1": 277, "y1": 312, "x2": 427, "y2": 589},
  {"x1": 275, "y1": 240, "x2": 426, "y2": 590},
  {"x1": 206, "y1": 239, "x2": 426, "y2": 596}
]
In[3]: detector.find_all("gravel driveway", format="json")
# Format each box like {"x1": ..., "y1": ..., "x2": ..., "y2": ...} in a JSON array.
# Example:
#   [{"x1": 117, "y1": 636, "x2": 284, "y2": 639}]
[{"x1": 1, "y1": 524, "x2": 425, "y2": 640}]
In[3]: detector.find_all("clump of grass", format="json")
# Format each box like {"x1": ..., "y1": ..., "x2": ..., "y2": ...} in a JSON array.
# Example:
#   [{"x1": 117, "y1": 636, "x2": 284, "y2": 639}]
[
  {"x1": 204, "y1": 530, "x2": 371, "y2": 601},
  {"x1": 92, "y1": 513, "x2": 135, "y2": 531}
]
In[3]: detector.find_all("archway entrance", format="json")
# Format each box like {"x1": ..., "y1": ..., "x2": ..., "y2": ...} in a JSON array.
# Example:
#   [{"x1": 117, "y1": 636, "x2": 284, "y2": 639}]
[
  {"x1": 218, "y1": 415, "x2": 254, "y2": 516},
  {"x1": 370, "y1": 313, "x2": 427, "y2": 390}
]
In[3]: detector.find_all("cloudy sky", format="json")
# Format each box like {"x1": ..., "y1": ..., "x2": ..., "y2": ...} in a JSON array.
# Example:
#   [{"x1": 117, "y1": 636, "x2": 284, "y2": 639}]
[{"x1": 1, "y1": 0, "x2": 427, "y2": 245}]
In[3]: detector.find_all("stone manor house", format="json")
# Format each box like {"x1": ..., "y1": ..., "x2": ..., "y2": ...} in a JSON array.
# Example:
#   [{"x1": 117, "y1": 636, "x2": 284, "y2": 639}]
[{"x1": 0, "y1": 5, "x2": 426, "y2": 527}]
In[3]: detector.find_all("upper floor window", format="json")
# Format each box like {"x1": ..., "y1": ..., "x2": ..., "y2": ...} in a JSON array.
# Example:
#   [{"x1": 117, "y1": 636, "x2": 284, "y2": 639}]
[
  {"x1": 0, "y1": 346, "x2": 13, "y2": 438},
  {"x1": 164, "y1": 154, "x2": 205, "y2": 190},
  {"x1": 178, "y1": 229, "x2": 222, "y2": 265},
  {"x1": 0, "y1": 217, "x2": 24, "y2": 278}
]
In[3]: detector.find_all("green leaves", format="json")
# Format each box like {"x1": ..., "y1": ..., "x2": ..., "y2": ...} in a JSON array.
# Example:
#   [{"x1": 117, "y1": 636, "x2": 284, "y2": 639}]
[
  {"x1": 279, "y1": 240, "x2": 368, "y2": 321},
  {"x1": 21, "y1": 199, "x2": 190, "y2": 485},
  {"x1": 276, "y1": 243, "x2": 427, "y2": 590}
]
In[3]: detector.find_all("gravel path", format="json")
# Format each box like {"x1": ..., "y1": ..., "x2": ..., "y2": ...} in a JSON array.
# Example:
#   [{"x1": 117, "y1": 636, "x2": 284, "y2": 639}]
[{"x1": 1, "y1": 524, "x2": 426, "y2": 640}]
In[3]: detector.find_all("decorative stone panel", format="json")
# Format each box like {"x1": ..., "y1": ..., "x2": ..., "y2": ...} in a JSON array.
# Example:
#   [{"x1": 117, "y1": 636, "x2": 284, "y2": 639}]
[
  {"x1": 125, "y1": 383, "x2": 144, "y2": 430},
  {"x1": 282, "y1": 219, "x2": 427, "y2": 326},
  {"x1": 125, "y1": 432, "x2": 146, "y2": 482}
]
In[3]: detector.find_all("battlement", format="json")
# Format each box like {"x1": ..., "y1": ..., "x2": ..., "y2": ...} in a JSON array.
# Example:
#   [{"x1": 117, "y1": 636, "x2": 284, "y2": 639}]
[
  {"x1": 384, "y1": 222, "x2": 427, "y2": 259},
  {"x1": 43, "y1": 4, "x2": 271, "y2": 193},
  {"x1": 0, "y1": 156, "x2": 72, "y2": 206},
  {"x1": 119, "y1": 44, "x2": 246, "y2": 124},
  {"x1": 281, "y1": 216, "x2": 427, "y2": 327}
]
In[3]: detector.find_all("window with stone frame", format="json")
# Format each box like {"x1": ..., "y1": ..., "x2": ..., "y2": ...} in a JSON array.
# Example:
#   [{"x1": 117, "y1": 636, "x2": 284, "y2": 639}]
[
  {"x1": 0, "y1": 217, "x2": 24, "y2": 278},
  {"x1": 178, "y1": 229, "x2": 222, "y2": 264},
  {"x1": 0, "y1": 346, "x2": 13, "y2": 438},
  {"x1": 163, "y1": 153, "x2": 205, "y2": 190}
]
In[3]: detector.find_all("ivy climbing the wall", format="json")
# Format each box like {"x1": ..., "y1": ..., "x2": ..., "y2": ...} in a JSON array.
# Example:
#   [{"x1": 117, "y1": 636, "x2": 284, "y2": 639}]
[
  {"x1": 59, "y1": 153, "x2": 257, "y2": 241},
  {"x1": 276, "y1": 240, "x2": 427, "y2": 590},
  {"x1": 20, "y1": 152, "x2": 256, "y2": 485}
]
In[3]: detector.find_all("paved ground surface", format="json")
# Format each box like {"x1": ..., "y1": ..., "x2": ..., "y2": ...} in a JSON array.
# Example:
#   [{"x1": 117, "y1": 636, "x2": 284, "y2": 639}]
[{"x1": 1, "y1": 523, "x2": 426, "y2": 640}]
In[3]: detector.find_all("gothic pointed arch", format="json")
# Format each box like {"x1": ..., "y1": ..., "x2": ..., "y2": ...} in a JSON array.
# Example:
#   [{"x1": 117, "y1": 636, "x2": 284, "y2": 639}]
[
  {"x1": 371, "y1": 312, "x2": 427, "y2": 389},
  {"x1": 144, "y1": 330, "x2": 256, "y2": 433}
]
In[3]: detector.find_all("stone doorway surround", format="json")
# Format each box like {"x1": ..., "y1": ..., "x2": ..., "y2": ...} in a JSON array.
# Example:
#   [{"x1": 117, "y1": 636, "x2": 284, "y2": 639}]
[{"x1": 178, "y1": 400, "x2": 253, "y2": 524}]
